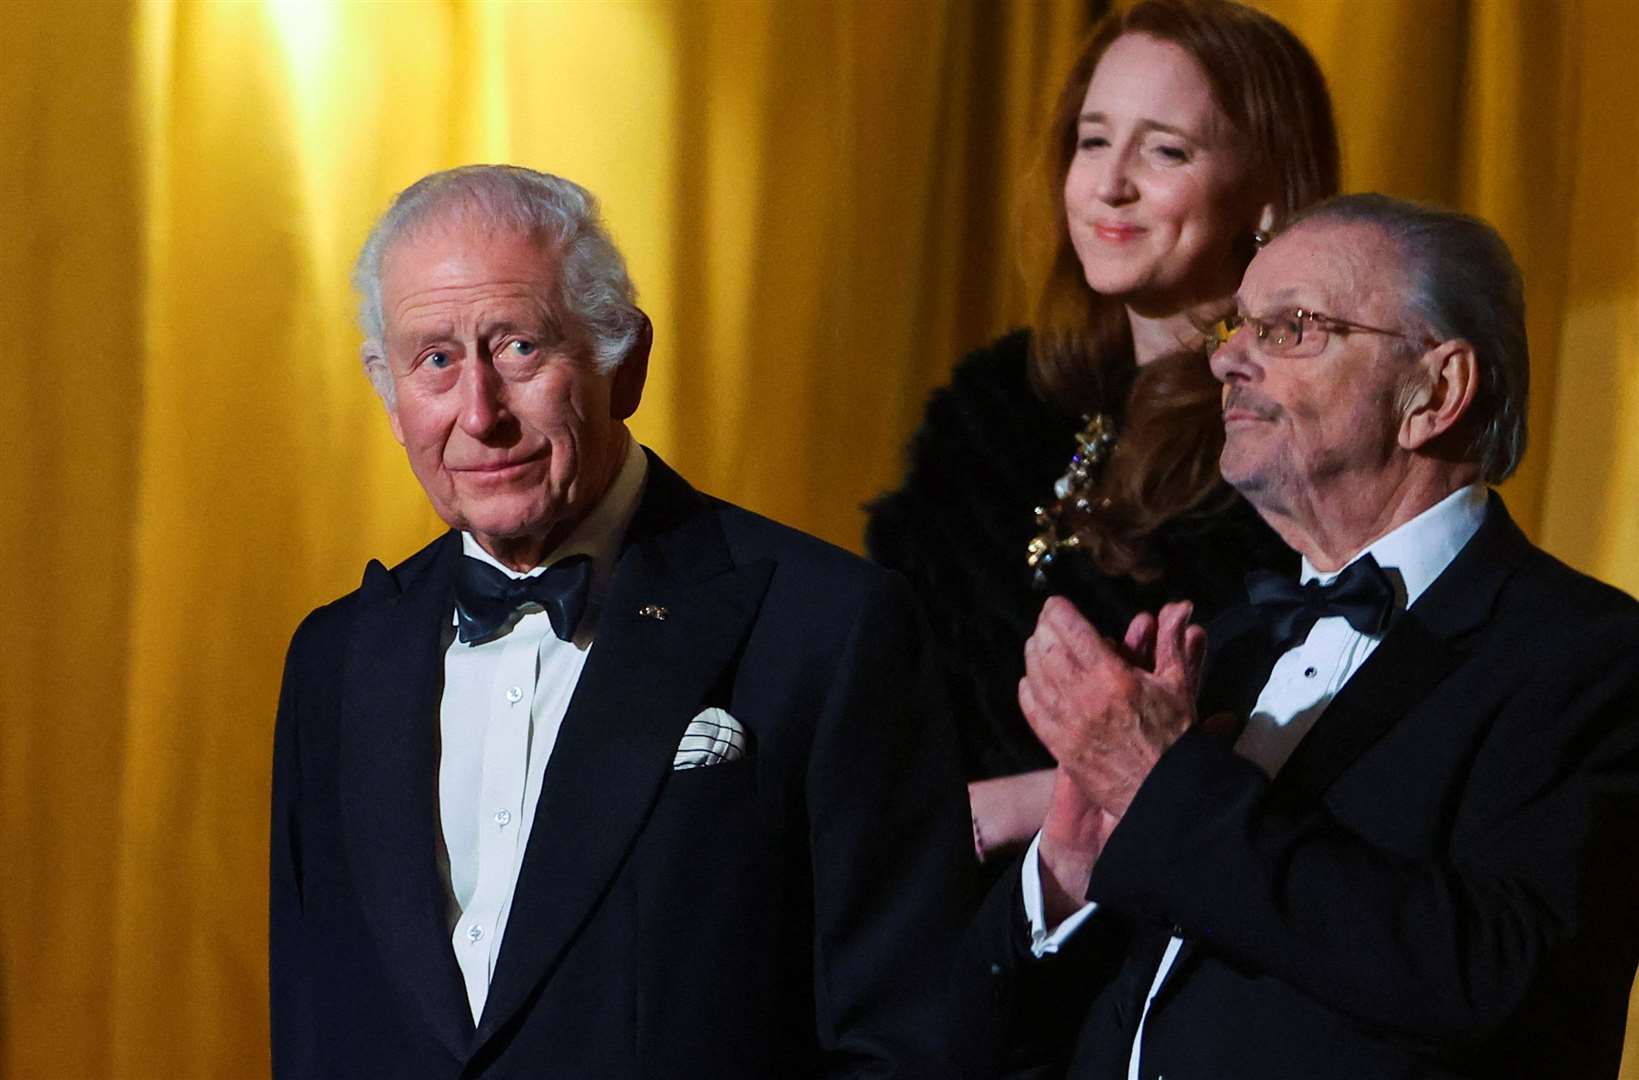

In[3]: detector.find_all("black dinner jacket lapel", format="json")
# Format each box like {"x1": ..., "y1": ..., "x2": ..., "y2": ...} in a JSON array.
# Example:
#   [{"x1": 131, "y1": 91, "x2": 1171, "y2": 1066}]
[
  {"x1": 1270, "y1": 495, "x2": 1528, "y2": 803},
  {"x1": 337, "y1": 530, "x2": 474, "y2": 1059},
  {"x1": 1150, "y1": 495, "x2": 1531, "y2": 1010},
  {"x1": 473, "y1": 451, "x2": 774, "y2": 1050}
]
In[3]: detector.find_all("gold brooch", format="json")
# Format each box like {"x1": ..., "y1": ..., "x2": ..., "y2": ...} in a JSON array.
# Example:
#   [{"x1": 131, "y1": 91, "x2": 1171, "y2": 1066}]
[{"x1": 1027, "y1": 413, "x2": 1117, "y2": 585}]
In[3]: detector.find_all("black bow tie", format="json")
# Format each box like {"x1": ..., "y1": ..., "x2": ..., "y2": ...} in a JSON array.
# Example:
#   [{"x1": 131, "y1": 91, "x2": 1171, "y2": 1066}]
[
  {"x1": 1245, "y1": 553, "x2": 1397, "y2": 651},
  {"x1": 453, "y1": 553, "x2": 593, "y2": 645}
]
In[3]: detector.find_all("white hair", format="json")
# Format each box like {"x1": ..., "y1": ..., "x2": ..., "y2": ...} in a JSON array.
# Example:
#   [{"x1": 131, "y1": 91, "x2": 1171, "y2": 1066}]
[{"x1": 352, "y1": 165, "x2": 643, "y2": 403}]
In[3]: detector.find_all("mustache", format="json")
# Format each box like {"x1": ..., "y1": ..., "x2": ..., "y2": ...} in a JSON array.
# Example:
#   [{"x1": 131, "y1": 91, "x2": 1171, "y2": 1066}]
[{"x1": 1223, "y1": 386, "x2": 1282, "y2": 421}]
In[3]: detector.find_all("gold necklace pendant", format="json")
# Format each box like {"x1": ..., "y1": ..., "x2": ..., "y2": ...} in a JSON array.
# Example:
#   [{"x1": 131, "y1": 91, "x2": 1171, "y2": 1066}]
[{"x1": 1027, "y1": 413, "x2": 1117, "y2": 584}]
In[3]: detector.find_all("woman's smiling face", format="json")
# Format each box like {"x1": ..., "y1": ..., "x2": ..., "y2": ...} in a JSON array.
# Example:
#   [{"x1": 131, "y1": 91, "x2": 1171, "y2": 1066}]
[{"x1": 1063, "y1": 32, "x2": 1265, "y2": 315}]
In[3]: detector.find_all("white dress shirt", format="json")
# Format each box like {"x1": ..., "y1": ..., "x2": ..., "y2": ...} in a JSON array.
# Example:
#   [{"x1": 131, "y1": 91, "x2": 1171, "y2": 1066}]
[
  {"x1": 437, "y1": 434, "x2": 647, "y2": 1025},
  {"x1": 1022, "y1": 483, "x2": 1488, "y2": 1078}
]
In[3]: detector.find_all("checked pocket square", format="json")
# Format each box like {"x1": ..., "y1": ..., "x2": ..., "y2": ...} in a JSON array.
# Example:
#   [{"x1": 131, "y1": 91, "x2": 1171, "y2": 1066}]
[{"x1": 673, "y1": 707, "x2": 750, "y2": 770}]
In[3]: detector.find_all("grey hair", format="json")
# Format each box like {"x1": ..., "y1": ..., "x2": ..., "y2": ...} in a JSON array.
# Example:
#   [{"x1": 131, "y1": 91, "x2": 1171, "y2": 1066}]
[
  {"x1": 1281, "y1": 193, "x2": 1529, "y2": 484},
  {"x1": 352, "y1": 165, "x2": 643, "y2": 402}
]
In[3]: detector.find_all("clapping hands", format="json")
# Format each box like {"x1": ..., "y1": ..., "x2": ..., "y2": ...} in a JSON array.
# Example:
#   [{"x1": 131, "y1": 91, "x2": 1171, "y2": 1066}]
[{"x1": 1020, "y1": 598, "x2": 1206, "y2": 921}]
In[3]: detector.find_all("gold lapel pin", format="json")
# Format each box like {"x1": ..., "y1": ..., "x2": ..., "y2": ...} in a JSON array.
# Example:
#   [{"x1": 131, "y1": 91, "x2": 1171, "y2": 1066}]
[{"x1": 638, "y1": 604, "x2": 669, "y2": 621}]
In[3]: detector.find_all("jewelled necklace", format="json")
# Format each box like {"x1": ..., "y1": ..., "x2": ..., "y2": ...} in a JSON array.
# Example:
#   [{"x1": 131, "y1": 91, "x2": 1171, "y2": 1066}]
[{"x1": 1026, "y1": 413, "x2": 1117, "y2": 586}]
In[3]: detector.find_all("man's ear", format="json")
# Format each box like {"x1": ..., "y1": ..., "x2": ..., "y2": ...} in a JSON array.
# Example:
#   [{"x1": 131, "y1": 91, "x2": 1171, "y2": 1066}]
[
  {"x1": 361, "y1": 341, "x2": 406, "y2": 446},
  {"x1": 1399, "y1": 338, "x2": 1478, "y2": 453},
  {"x1": 610, "y1": 312, "x2": 652, "y2": 421}
]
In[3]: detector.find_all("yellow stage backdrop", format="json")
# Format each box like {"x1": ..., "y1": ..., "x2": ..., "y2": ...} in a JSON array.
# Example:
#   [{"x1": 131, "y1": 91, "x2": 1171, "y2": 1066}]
[{"x1": 1, "y1": 1, "x2": 1636, "y2": 1076}]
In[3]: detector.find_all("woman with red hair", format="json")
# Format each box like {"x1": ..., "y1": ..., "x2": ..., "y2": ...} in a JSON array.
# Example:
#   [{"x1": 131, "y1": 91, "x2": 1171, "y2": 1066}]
[{"x1": 868, "y1": 0, "x2": 1340, "y2": 865}]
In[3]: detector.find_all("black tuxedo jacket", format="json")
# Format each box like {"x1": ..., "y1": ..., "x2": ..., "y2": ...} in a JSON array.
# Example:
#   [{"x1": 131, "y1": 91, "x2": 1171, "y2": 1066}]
[
  {"x1": 270, "y1": 452, "x2": 977, "y2": 1078},
  {"x1": 960, "y1": 496, "x2": 1639, "y2": 1079}
]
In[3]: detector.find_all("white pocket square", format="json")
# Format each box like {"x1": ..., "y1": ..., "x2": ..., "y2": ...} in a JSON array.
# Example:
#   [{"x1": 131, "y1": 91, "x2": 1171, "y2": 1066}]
[{"x1": 673, "y1": 707, "x2": 750, "y2": 770}]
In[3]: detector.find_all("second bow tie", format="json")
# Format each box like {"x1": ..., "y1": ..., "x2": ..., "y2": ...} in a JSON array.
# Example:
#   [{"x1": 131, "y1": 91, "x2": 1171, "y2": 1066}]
[
  {"x1": 1245, "y1": 553, "x2": 1397, "y2": 652},
  {"x1": 454, "y1": 553, "x2": 593, "y2": 644}
]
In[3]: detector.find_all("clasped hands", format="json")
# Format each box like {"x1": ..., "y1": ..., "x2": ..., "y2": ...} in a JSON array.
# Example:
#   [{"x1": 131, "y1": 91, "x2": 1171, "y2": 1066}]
[{"x1": 1020, "y1": 597, "x2": 1207, "y2": 923}]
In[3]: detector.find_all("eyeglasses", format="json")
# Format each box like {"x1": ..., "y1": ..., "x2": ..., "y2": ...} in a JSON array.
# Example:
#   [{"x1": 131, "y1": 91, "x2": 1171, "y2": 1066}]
[{"x1": 1211, "y1": 309, "x2": 1435, "y2": 360}]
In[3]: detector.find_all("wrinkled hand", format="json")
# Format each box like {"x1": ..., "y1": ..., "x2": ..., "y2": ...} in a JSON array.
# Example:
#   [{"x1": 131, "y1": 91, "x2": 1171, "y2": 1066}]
[{"x1": 1020, "y1": 598, "x2": 1206, "y2": 820}]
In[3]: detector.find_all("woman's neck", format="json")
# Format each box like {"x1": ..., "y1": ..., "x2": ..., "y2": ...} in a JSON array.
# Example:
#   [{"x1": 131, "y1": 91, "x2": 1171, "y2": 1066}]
[{"x1": 1126, "y1": 306, "x2": 1213, "y2": 367}]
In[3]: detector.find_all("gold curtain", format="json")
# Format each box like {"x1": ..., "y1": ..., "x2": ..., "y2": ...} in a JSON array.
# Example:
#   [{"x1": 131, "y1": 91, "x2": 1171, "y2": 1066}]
[{"x1": 2, "y1": 1, "x2": 1636, "y2": 1076}]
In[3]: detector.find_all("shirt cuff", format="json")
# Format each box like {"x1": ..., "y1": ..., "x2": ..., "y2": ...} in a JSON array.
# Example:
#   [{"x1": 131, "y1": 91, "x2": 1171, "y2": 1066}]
[{"x1": 1020, "y1": 831, "x2": 1099, "y2": 958}]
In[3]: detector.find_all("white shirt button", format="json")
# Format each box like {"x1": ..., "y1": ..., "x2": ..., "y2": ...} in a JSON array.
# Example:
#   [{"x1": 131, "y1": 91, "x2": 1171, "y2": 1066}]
[
  {"x1": 494, "y1": 809, "x2": 511, "y2": 827},
  {"x1": 467, "y1": 924, "x2": 484, "y2": 943},
  {"x1": 505, "y1": 685, "x2": 523, "y2": 704}
]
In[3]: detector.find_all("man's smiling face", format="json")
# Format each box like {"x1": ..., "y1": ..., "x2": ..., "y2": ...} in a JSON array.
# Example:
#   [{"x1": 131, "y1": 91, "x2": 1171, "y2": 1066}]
[{"x1": 377, "y1": 220, "x2": 642, "y2": 567}]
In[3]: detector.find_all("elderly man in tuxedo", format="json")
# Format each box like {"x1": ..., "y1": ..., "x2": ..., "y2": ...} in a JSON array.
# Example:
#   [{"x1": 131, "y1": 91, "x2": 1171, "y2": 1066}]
[
  {"x1": 962, "y1": 194, "x2": 1639, "y2": 1079},
  {"x1": 269, "y1": 165, "x2": 975, "y2": 1078}
]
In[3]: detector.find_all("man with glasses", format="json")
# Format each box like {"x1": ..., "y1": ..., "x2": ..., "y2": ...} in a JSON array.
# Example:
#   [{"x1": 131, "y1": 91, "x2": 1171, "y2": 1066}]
[{"x1": 959, "y1": 194, "x2": 1639, "y2": 1079}]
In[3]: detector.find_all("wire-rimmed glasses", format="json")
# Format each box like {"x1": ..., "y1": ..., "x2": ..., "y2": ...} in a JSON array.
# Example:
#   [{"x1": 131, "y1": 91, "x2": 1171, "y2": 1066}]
[{"x1": 1211, "y1": 309, "x2": 1435, "y2": 359}]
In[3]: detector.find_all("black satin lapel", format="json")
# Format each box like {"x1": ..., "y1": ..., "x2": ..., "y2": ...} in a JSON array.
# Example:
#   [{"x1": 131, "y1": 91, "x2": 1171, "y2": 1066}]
[
  {"x1": 475, "y1": 537, "x2": 774, "y2": 1045},
  {"x1": 1409, "y1": 493, "x2": 1528, "y2": 641},
  {"x1": 1268, "y1": 494, "x2": 1532, "y2": 803},
  {"x1": 338, "y1": 541, "x2": 474, "y2": 1058},
  {"x1": 1271, "y1": 607, "x2": 1459, "y2": 807}
]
